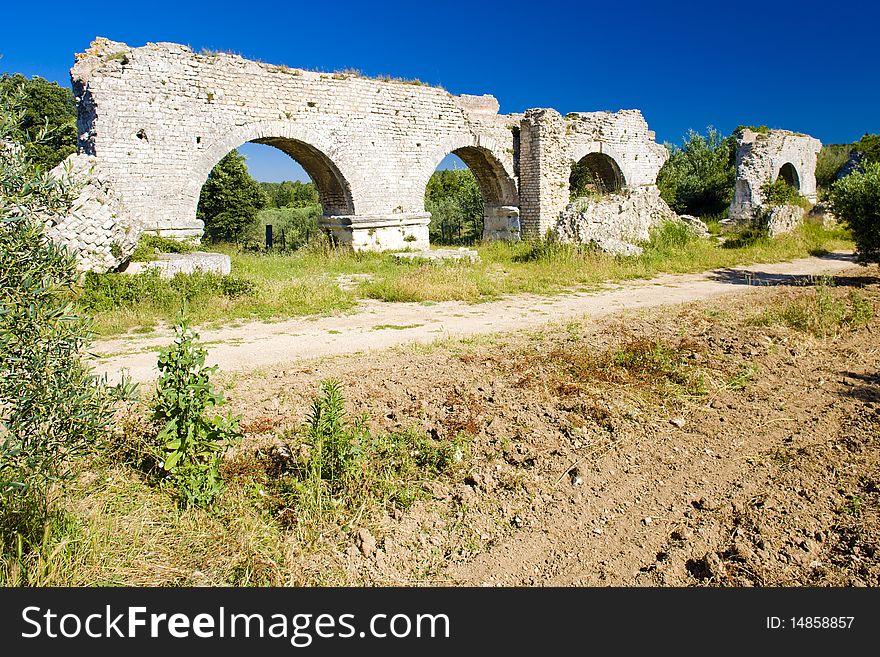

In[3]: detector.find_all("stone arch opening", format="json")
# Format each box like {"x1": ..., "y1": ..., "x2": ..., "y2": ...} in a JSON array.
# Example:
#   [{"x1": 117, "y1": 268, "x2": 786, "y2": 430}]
[
  {"x1": 194, "y1": 133, "x2": 356, "y2": 247},
  {"x1": 570, "y1": 152, "x2": 626, "y2": 198},
  {"x1": 250, "y1": 137, "x2": 353, "y2": 217},
  {"x1": 776, "y1": 162, "x2": 800, "y2": 191},
  {"x1": 191, "y1": 122, "x2": 357, "y2": 236},
  {"x1": 451, "y1": 146, "x2": 518, "y2": 209},
  {"x1": 424, "y1": 145, "x2": 520, "y2": 244}
]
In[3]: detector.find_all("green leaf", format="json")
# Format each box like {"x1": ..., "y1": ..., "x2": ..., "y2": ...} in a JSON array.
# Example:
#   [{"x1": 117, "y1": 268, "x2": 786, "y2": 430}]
[{"x1": 163, "y1": 449, "x2": 181, "y2": 472}]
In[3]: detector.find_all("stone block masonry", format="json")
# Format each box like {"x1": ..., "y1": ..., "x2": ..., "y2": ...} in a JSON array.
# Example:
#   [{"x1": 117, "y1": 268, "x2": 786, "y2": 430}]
[
  {"x1": 53, "y1": 37, "x2": 813, "y2": 272},
  {"x1": 518, "y1": 108, "x2": 669, "y2": 238},
  {"x1": 729, "y1": 128, "x2": 821, "y2": 225}
]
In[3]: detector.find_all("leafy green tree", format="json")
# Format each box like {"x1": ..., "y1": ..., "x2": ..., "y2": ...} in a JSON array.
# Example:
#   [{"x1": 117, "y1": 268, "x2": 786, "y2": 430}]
[
  {"x1": 828, "y1": 162, "x2": 880, "y2": 263},
  {"x1": 261, "y1": 180, "x2": 320, "y2": 209},
  {"x1": 425, "y1": 168, "x2": 483, "y2": 244},
  {"x1": 197, "y1": 151, "x2": 267, "y2": 242},
  {"x1": 656, "y1": 128, "x2": 736, "y2": 217},
  {"x1": 0, "y1": 82, "x2": 124, "y2": 553},
  {"x1": 0, "y1": 73, "x2": 76, "y2": 171}
]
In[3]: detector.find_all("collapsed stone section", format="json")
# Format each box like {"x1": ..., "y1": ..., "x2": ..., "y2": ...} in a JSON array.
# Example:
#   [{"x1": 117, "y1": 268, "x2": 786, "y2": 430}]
[
  {"x1": 554, "y1": 187, "x2": 680, "y2": 256},
  {"x1": 518, "y1": 108, "x2": 669, "y2": 239},
  {"x1": 45, "y1": 154, "x2": 140, "y2": 272},
  {"x1": 728, "y1": 128, "x2": 821, "y2": 228}
]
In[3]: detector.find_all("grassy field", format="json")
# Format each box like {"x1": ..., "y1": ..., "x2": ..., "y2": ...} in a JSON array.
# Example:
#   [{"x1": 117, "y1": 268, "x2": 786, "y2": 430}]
[{"x1": 77, "y1": 220, "x2": 854, "y2": 335}]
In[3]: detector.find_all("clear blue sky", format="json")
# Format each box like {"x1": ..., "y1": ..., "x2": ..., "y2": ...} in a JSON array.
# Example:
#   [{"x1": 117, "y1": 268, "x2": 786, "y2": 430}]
[{"x1": 3, "y1": 0, "x2": 876, "y2": 182}]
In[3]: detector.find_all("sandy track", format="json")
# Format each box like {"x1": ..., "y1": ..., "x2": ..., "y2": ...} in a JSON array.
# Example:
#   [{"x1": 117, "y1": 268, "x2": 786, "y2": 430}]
[{"x1": 92, "y1": 251, "x2": 860, "y2": 383}]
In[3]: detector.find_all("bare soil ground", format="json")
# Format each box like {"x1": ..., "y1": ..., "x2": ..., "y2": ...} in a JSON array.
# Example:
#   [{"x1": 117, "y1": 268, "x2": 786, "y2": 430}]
[{"x1": 214, "y1": 261, "x2": 880, "y2": 586}]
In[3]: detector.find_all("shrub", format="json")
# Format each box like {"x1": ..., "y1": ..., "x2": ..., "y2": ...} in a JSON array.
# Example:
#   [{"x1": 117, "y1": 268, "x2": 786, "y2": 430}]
[
  {"x1": 816, "y1": 143, "x2": 855, "y2": 191},
  {"x1": 0, "y1": 82, "x2": 128, "y2": 555},
  {"x1": 760, "y1": 177, "x2": 811, "y2": 210},
  {"x1": 219, "y1": 275, "x2": 258, "y2": 298},
  {"x1": 129, "y1": 234, "x2": 195, "y2": 262},
  {"x1": 79, "y1": 270, "x2": 258, "y2": 312},
  {"x1": 643, "y1": 220, "x2": 697, "y2": 254},
  {"x1": 656, "y1": 128, "x2": 736, "y2": 217},
  {"x1": 271, "y1": 380, "x2": 466, "y2": 534},
  {"x1": 827, "y1": 162, "x2": 880, "y2": 263},
  {"x1": 153, "y1": 319, "x2": 241, "y2": 508},
  {"x1": 857, "y1": 133, "x2": 880, "y2": 166}
]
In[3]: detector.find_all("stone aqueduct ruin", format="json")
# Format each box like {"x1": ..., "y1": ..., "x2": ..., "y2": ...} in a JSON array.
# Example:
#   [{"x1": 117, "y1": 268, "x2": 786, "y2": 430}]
[{"x1": 49, "y1": 39, "x2": 823, "y2": 271}]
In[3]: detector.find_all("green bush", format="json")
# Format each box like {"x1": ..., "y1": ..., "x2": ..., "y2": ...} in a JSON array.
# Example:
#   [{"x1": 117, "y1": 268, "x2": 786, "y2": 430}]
[
  {"x1": 0, "y1": 82, "x2": 127, "y2": 556},
  {"x1": 153, "y1": 319, "x2": 241, "y2": 508},
  {"x1": 760, "y1": 177, "x2": 811, "y2": 210},
  {"x1": 827, "y1": 162, "x2": 880, "y2": 263},
  {"x1": 656, "y1": 128, "x2": 736, "y2": 217},
  {"x1": 129, "y1": 234, "x2": 196, "y2": 262},
  {"x1": 857, "y1": 134, "x2": 880, "y2": 166},
  {"x1": 816, "y1": 144, "x2": 855, "y2": 191},
  {"x1": 272, "y1": 380, "x2": 466, "y2": 534},
  {"x1": 643, "y1": 220, "x2": 697, "y2": 254}
]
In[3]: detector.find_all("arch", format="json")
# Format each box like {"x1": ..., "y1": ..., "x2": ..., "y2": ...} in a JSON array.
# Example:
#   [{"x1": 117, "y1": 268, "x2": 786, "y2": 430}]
[
  {"x1": 776, "y1": 162, "x2": 800, "y2": 191},
  {"x1": 570, "y1": 152, "x2": 626, "y2": 197},
  {"x1": 189, "y1": 121, "x2": 356, "y2": 220},
  {"x1": 251, "y1": 137, "x2": 352, "y2": 216},
  {"x1": 448, "y1": 146, "x2": 519, "y2": 207},
  {"x1": 421, "y1": 143, "x2": 518, "y2": 208},
  {"x1": 421, "y1": 143, "x2": 520, "y2": 243}
]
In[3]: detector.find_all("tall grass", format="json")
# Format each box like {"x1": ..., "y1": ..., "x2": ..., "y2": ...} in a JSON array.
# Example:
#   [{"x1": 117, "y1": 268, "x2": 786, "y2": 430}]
[
  {"x1": 79, "y1": 221, "x2": 853, "y2": 335},
  {"x1": 750, "y1": 280, "x2": 874, "y2": 337}
]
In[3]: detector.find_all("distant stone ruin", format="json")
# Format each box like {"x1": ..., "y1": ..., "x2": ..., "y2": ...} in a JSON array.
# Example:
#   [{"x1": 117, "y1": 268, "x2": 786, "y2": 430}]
[
  {"x1": 49, "y1": 38, "x2": 681, "y2": 271},
  {"x1": 728, "y1": 128, "x2": 821, "y2": 231}
]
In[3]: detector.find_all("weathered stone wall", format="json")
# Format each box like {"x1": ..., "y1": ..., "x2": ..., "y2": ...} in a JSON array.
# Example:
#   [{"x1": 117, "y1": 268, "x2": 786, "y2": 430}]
[
  {"x1": 728, "y1": 128, "x2": 821, "y2": 222},
  {"x1": 55, "y1": 37, "x2": 678, "y2": 269},
  {"x1": 518, "y1": 108, "x2": 668, "y2": 238},
  {"x1": 67, "y1": 38, "x2": 519, "y2": 263},
  {"x1": 45, "y1": 154, "x2": 140, "y2": 272}
]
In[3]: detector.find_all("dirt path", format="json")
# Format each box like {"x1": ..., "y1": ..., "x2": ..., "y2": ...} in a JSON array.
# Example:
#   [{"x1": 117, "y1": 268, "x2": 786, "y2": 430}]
[{"x1": 92, "y1": 252, "x2": 860, "y2": 383}]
